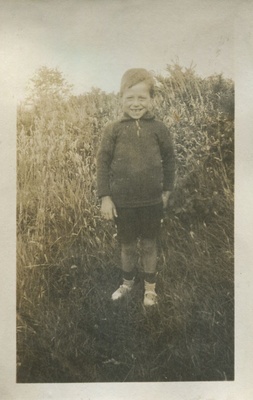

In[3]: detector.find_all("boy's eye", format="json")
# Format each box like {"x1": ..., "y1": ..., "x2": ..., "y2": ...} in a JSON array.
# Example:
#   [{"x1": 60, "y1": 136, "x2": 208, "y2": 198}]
[
  {"x1": 124, "y1": 95, "x2": 149, "y2": 102},
  {"x1": 125, "y1": 97, "x2": 146, "y2": 101}
]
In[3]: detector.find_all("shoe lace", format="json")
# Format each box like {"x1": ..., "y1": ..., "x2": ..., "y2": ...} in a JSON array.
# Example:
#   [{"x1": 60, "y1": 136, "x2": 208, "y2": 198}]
[
  {"x1": 145, "y1": 290, "x2": 157, "y2": 299},
  {"x1": 119, "y1": 284, "x2": 130, "y2": 291}
]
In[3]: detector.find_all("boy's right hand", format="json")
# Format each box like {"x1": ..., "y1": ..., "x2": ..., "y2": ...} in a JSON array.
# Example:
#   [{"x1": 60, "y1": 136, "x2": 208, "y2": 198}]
[{"x1": 101, "y1": 196, "x2": 118, "y2": 220}]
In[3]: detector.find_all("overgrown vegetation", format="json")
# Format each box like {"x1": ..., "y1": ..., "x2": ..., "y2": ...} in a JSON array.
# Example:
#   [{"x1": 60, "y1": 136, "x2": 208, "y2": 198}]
[{"x1": 17, "y1": 64, "x2": 234, "y2": 382}]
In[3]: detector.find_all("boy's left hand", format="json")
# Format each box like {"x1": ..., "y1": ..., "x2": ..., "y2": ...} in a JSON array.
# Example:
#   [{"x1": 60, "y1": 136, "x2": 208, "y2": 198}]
[{"x1": 162, "y1": 191, "x2": 171, "y2": 209}]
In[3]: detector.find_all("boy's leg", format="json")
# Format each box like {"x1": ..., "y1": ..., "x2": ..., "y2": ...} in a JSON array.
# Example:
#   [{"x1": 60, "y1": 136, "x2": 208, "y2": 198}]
[
  {"x1": 111, "y1": 241, "x2": 137, "y2": 300},
  {"x1": 121, "y1": 242, "x2": 138, "y2": 279},
  {"x1": 141, "y1": 238, "x2": 157, "y2": 275},
  {"x1": 141, "y1": 238, "x2": 158, "y2": 306},
  {"x1": 112, "y1": 207, "x2": 138, "y2": 301},
  {"x1": 139, "y1": 203, "x2": 162, "y2": 306}
]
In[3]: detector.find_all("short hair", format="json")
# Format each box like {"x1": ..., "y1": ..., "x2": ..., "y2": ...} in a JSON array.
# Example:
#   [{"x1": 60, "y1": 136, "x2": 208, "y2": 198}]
[{"x1": 120, "y1": 68, "x2": 155, "y2": 97}]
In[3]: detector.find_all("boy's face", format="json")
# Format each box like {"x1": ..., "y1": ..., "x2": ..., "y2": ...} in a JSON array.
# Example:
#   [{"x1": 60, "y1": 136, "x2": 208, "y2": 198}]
[{"x1": 121, "y1": 81, "x2": 152, "y2": 119}]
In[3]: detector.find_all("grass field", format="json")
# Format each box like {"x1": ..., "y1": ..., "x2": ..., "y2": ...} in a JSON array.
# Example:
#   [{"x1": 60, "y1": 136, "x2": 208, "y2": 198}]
[{"x1": 16, "y1": 65, "x2": 234, "y2": 382}]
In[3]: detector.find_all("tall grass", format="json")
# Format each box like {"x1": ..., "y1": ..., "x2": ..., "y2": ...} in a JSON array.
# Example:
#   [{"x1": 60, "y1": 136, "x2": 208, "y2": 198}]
[{"x1": 17, "y1": 65, "x2": 234, "y2": 382}]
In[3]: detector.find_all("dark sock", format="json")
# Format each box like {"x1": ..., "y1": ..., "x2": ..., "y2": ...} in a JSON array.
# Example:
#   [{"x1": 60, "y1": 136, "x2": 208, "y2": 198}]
[
  {"x1": 144, "y1": 272, "x2": 157, "y2": 284},
  {"x1": 123, "y1": 270, "x2": 135, "y2": 281}
]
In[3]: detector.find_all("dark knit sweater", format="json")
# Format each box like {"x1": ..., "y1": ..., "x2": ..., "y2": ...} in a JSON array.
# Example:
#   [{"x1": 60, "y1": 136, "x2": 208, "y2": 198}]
[{"x1": 96, "y1": 112, "x2": 175, "y2": 208}]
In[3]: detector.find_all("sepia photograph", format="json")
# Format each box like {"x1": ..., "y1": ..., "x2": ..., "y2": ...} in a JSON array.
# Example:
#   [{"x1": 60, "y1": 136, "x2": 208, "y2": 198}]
[{"x1": 1, "y1": 0, "x2": 253, "y2": 399}]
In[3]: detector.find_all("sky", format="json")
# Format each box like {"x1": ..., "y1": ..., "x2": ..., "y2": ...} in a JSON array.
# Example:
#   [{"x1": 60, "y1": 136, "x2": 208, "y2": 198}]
[{"x1": 1, "y1": 0, "x2": 237, "y2": 100}]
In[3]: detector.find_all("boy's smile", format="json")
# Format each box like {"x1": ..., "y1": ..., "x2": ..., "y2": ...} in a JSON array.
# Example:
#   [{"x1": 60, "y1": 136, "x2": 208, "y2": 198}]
[{"x1": 121, "y1": 81, "x2": 152, "y2": 119}]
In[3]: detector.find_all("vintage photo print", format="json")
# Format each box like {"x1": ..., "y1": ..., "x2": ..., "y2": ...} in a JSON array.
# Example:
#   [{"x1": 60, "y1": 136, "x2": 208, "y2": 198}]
[{"x1": 0, "y1": 0, "x2": 253, "y2": 399}]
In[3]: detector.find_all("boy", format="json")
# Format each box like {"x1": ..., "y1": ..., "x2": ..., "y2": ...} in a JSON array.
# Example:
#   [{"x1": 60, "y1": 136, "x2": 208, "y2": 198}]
[{"x1": 97, "y1": 68, "x2": 175, "y2": 306}]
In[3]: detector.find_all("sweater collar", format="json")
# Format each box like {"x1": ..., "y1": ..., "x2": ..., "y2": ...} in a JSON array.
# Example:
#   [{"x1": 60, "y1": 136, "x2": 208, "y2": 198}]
[{"x1": 119, "y1": 110, "x2": 155, "y2": 122}]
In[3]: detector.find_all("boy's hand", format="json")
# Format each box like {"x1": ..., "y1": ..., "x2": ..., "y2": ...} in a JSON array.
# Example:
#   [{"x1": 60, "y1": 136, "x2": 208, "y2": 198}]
[
  {"x1": 162, "y1": 191, "x2": 171, "y2": 209},
  {"x1": 101, "y1": 196, "x2": 118, "y2": 220}
]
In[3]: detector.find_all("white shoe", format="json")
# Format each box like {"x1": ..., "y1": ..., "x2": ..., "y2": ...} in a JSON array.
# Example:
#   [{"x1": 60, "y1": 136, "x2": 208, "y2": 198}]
[
  {"x1": 143, "y1": 290, "x2": 158, "y2": 306},
  {"x1": 143, "y1": 281, "x2": 158, "y2": 306},
  {"x1": 111, "y1": 279, "x2": 134, "y2": 301}
]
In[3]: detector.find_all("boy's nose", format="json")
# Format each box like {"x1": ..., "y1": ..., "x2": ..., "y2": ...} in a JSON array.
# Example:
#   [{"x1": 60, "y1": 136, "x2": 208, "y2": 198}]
[{"x1": 132, "y1": 98, "x2": 139, "y2": 106}]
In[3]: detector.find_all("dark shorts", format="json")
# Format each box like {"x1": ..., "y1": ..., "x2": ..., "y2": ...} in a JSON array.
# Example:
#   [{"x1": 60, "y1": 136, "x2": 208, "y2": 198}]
[{"x1": 115, "y1": 203, "x2": 163, "y2": 243}]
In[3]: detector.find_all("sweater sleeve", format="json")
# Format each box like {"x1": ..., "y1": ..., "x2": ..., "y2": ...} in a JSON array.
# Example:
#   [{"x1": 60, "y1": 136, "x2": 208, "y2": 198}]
[
  {"x1": 157, "y1": 123, "x2": 176, "y2": 192},
  {"x1": 96, "y1": 122, "x2": 116, "y2": 198}
]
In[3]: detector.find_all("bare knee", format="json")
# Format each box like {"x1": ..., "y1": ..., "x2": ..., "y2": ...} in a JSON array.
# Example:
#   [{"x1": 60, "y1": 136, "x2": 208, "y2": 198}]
[
  {"x1": 140, "y1": 239, "x2": 156, "y2": 254},
  {"x1": 121, "y1": 242, "x2": 137, "y2": 256}
]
